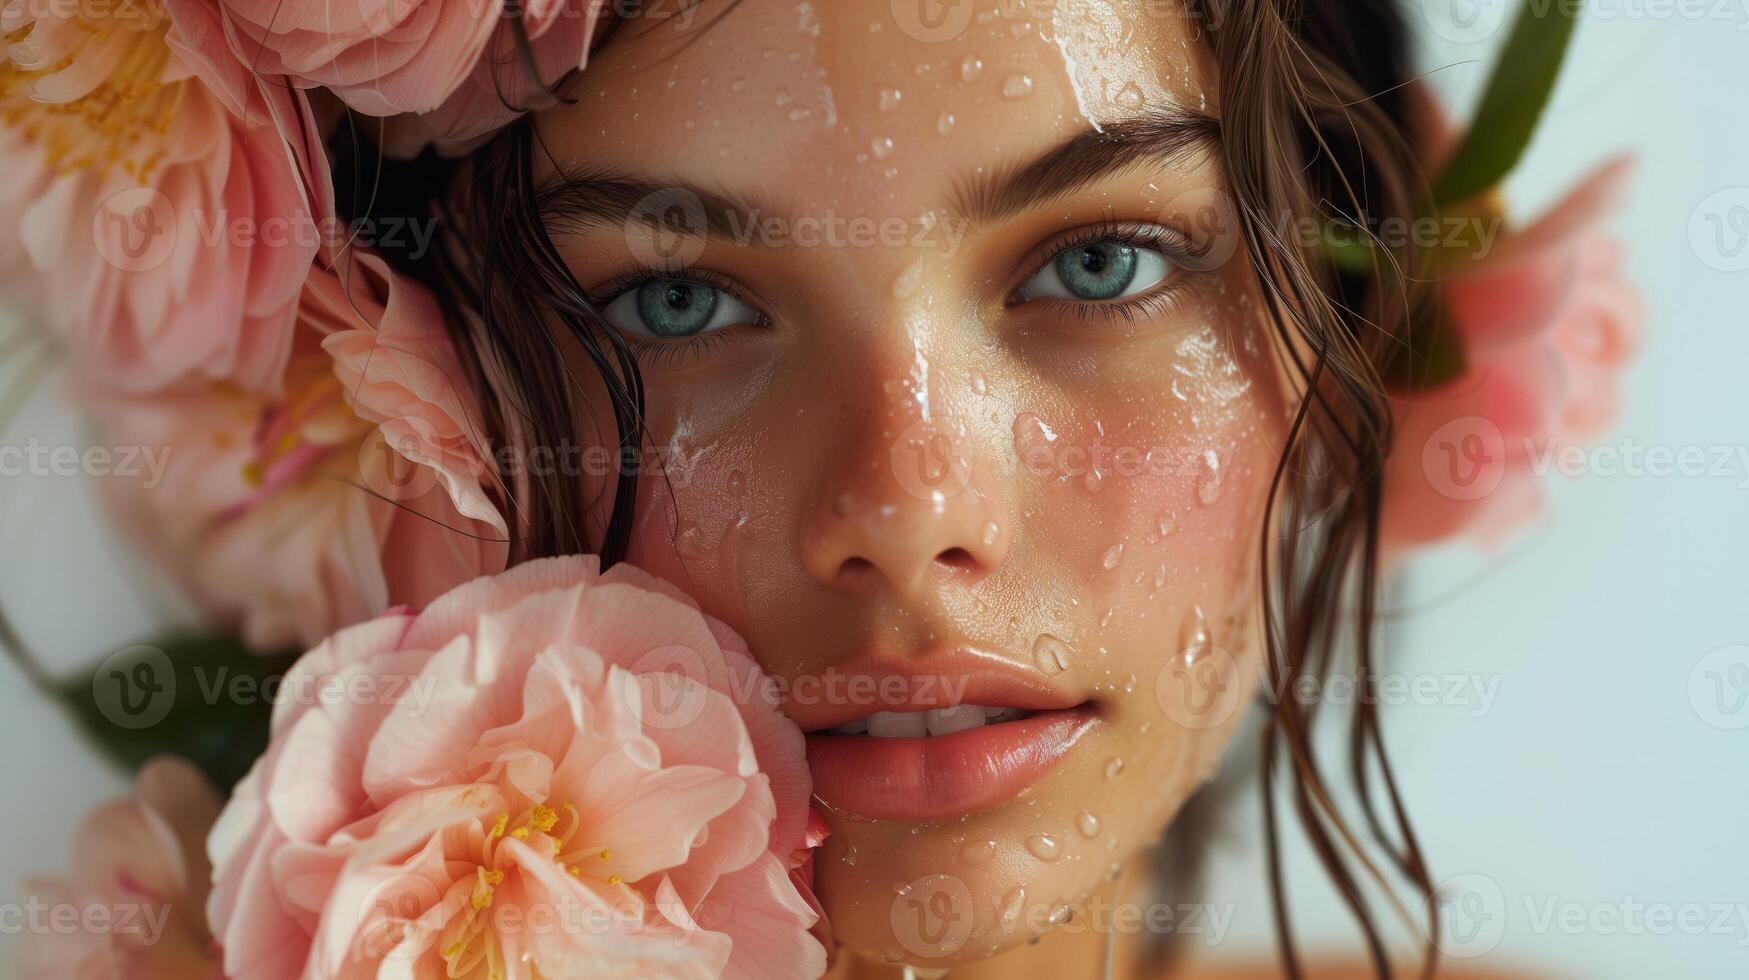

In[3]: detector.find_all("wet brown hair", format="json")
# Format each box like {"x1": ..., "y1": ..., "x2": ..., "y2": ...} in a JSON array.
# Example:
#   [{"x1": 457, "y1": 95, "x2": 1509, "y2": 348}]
[{"x1": 355, "y1": 0, "x2": 1444, "y2": 974}]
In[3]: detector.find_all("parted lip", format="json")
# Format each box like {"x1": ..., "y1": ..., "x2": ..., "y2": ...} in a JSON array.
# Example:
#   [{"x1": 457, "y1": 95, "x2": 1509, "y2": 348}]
[{"x1": 782, "y1": 644, "x2": 1091, "y2": 734}]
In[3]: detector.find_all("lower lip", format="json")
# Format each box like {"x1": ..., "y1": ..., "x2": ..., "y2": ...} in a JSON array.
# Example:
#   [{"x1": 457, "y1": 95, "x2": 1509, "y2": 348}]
[{"x1": 805, "y1": 707, "x2": 1097, "y2": 821}]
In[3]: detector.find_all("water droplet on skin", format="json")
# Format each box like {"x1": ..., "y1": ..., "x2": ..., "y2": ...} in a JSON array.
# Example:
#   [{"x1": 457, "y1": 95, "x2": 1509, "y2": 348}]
[
  {"x1": 727, "y1": 470, "x2": 746, "y2": 497},
  {"x1": 1156, "y1": 511, "x2": 1177, "y2": 538},
  {"x1": 1001, "y1": 886, "x2": 1026, "y2": 925},
  {"x1": 1033, "y1": 634, "x2": 1071, "y2": 675},
  {"x1": 787, "y1": 107, "x2": 812, "y2": 122},
  {"x1": 871, "y1": 135, "x2": 896, "y2": 159},
  {"x1": 1011, "y1": 412, "x2": 1058, "y2": 460},
  {"x1": 982, "y1": 521, "x2": 1000, "y2": 547},
  {"x1": 1025, "y1": 834, "x2": 1060, "y2": 861},
  {"x1": 675, "y1": 520, "x2": 704, "y2": 559},
  {"x1": 960, "y1": 839, "x2": 996, "y2": 864},
  {"x1": 1048, "y1": 903, "x2": 1073, "y2": 926},
  {"x1": 1122, "y1": 674, "x2": 1138, "y2": 693},
  {"x1": 1196, "y1": 449, "x2": 1224, "y2": 505},
  {"x1": 936, "y1": 111, "x2": 956, "y2": 136},
  {"x1": 960, "y1": 54, "x2": 984, "y2": 82},
  {"x1": 1115, "y1": 80, "x2": 1145, "y2": 109},
  {"x1": 1107, "y1": 862, "x2": 1123, "y2": 881},
  {"x1": 1152, "y1": 564, "x2": 1168, "y2": 591},
  {"x1": 773, "y1": 88, "x2": 792, "y2": 107},
  {"x1": 892, "y1": 257, "x2": 925, "y2": 299},
  {"x1": 914, "y1": 61, "x2": 932, "y2": 76},
  {"x1": 970, "y1": 370, "x2": 987, "y2": 396},
  {"x1": 878, "y1": 87, "x2": 903, "y2": 112},
  {"x1": 1100, "y1": 542, "x2": 1124, "y2": 571},
  {"x1": 844, "y1": 845, "x2": 859, "y2": 866},
  {"x1": 1077, "y1": 812, "x2": 1101, "y2": 838},
  {"x1": 1104, "y1": 757, "x2": 1125, "y2": 779},
  {"x1": 1001, "y1": 73, "x2": 1035, "y2": 99}
]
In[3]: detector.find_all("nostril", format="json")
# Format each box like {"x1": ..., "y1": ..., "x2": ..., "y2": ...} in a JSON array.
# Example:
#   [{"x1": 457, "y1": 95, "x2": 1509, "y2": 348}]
[
  {"x1": 837, "y1": 556, "x2": 878, "y2": 582},
  {"x1": 934, "y1": 547, "x2": 978, "y2": 570}
]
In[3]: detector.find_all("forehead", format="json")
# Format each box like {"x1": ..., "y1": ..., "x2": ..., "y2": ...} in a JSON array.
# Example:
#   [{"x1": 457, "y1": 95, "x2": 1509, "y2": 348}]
[{"x1": 535, "y1": 0, "x2": 1216, "y2": 215}]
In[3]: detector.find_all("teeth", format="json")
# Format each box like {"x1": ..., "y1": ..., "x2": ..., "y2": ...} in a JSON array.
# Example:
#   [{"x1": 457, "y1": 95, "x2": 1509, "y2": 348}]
[
  {"x1": 866, "y1": 711, "x2": 928, "y2": 738},
  {"x1": 834, "y1": 706, "x2": 1032, "y2": 737},
  {"x1": 926, "y1": 705, "x2": 986, "y2": 736}
]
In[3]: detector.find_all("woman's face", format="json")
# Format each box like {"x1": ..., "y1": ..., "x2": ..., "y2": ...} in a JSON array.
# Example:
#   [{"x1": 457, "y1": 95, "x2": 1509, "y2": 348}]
[{"x1": 534, "y1": 0, "x2": 1287, "y2": 967}]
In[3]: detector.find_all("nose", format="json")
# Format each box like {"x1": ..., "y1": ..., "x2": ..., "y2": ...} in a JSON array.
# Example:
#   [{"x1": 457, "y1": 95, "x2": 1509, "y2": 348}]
[{"x1": 802, "y1": 413, "x2": 1009, "y2": 602}]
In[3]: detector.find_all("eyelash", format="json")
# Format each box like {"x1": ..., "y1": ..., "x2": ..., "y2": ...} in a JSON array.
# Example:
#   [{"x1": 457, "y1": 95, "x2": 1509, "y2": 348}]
[
  {"x1": 587, "y1": 267, "x2": 768, "y2": 367},
  {"x1": 1010, "y1": 219, "x2": 1200, "y2": 324}
]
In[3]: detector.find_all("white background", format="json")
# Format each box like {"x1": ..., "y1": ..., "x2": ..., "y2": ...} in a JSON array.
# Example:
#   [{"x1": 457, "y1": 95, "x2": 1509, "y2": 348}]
[{"x1": 1, "y1": 5, "x2": 1745, "y2": 976}]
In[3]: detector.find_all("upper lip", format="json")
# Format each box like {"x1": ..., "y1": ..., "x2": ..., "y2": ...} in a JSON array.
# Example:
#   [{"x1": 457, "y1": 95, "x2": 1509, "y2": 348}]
[{"x1": 785, "y1": 645, "x2": 1088, "y2": 733}]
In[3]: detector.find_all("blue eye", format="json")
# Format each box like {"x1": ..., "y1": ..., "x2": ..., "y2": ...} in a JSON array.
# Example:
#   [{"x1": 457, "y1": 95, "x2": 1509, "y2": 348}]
[
  {"x1": 1017, "y1": 241, "x2": 1175, "y2": 303},
  {"x1": 601, "y1": 278, "x2": 760, "y2": 340}
]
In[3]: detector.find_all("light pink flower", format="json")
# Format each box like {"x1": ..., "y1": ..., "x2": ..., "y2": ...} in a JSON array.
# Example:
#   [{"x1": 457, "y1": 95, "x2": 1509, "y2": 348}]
[
  {"x1": 167, "y1": 0, "x2": 611, "y2": 153},
  {"x1": 20, "y1": 758, "x2": 223, "y2": 980},
  {"x1": 1381, "y1": 157, "x2": 1643, "y2": 554},
  {"x1": 207, "y1": 556, "x2": 826, "y2": 980},
  {"x1": 0, "y1": 0, "x2": 328, "y2": 394},
  {"x1": 93, "y1": 252, "x2": 509, "y2": 650}
]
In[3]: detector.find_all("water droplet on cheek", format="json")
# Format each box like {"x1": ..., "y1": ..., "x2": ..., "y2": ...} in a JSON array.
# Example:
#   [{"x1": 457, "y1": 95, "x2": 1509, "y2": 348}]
[
  {"x1": 675, "y1": 520, "x2": 704, "y2": 560},
  {"x1": 878, "y1": 87, "x2": 903, "y2": 111},
  {"x1": 1001, "y1": 73, "x2": 1036, "y2": 99},
  {"x1": 1077, "y1": 812, "x2": 1101, "y2": 838},
  {"x1": 1196, "y1": 449, "x2": 1224, "y2": 506},
  {"x1": 1100, "y1": 542, "x2": 1124, "y2": 571},
  {"x1": 981, "y1": 520, "x2": 1001, "y2": 547},
  {"x1": 1011, "y1": 412, "x2": 1057, "y2": 459},
  {"x1": 960, "y1": 54, "x2": 984, "y2": 82},
  {"x1": 1032, "y1": 634, "x2": 1072, "y2": 675},
  {"x1": 844, "y1": 845, "x2": 859, "y2": 866},
  {"x1": 937, "y1": 111, "x2": 956, "y2": 136},
  {"x1": 871, "y1": 135, "x2": 896, "y2": 159},
  {"x1": 1024, "y1": 834, "x2": 1060, "y2": 861},
  {"x1": 727, "y1": 469, "x2": 746, "y2": 497},
  {"x1": 1001, "y1": 886, "x2": 1026, "y2": 926},
  {"x1": 1156, "y1": 510, "x2": 1178, "y2": 539},
  {"x1": 1104, "y1": 756, "x2": 1125, "y2": 779},
  {"x1": 960, "y1": 839, "x2": 996, "y2": 864}
]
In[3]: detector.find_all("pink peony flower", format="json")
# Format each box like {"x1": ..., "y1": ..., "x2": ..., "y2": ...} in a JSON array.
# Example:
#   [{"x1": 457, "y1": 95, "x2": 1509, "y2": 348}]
[
  {"x1": 166, "y1": 0, "x2": 612, "y2": 154},
  {"x1": 207, "y1": 556, "x2": 827, "y2": 979},
  {"x1": 1381, "y1": 157, "x2": 1643, "y2": 554},
  {"x1": 92, "y1": 251, "x2": 509, "y2": 650},
  {"x1": 0, "y1": 0, "x2": 329, "y2": 394},
  {"x1": 20, "y1": 758, "x2": 223, "y2": 980}
]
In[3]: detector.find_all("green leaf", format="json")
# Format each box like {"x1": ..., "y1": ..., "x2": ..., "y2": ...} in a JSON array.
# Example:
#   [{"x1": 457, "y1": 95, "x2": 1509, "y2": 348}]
[
  {"x1": 1386, "y1": 307, "x2": 1468, "y2": 390},
  {"x1": 56, "y1": 634, "x2": 299, "y2": 793},
  {"x1": 1433, "y1": 0, "x2": 1581, "y2": 206}
]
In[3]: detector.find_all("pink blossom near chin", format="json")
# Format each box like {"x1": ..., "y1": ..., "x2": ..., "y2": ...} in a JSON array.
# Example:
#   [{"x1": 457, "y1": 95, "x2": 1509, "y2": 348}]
[
  {"x1": 169, "y1": 0, "x2": 611, "y2": 153},
  {"x1": 20, "y1": 758, "x2": 224, "y2": 980},
  {"x1": 0, "y1": 0, "x2": 329, "y2": 395},
  {"x1": 91, "y1": 252, "x2": 509, "y2": 651},
  {"x1": 206, "y1": 556, "x2": 827, "y2": 980},
  {"x1": 1381, "y1": 157, "x2": 1644, "y2": 555}
]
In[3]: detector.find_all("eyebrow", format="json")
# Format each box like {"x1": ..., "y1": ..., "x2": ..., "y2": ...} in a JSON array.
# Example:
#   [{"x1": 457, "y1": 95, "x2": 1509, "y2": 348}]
[{"x1": 538, "y1": 106, "x2": 1221, "y2": 243}]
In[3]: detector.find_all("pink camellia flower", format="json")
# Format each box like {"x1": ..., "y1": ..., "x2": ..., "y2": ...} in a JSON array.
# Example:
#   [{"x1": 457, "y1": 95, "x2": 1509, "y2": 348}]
[
  {"x1": 20, "y1": 758, "x2": 223, "y2": 979},
  {"x1": 93, "y1": 252, "x2": 509, "y2": 650},
  {"x1": 166, "y1": 0, "x2": 612, "y2": 153},
  {"x1": 207, "y1": 556, "x2": 827, "y2": 979},
  {"x1": 1381, "y1": 157, "x2": 1643, "y2": 554},
  {"x1": 0, "y1": 0, "x2": 327, "y2": 394}
]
